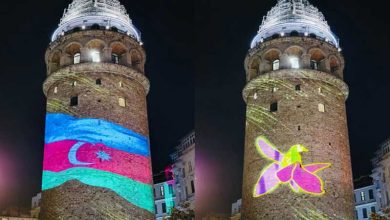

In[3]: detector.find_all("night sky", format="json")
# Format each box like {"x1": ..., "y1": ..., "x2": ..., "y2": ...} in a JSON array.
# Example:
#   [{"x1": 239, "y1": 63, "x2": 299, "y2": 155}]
[
  {"x1": 195, "y1": 0, "x2": 390, "y2": 217},
  {"x1": 0, "y1": 0, "x2": 193, "y2": 209}
]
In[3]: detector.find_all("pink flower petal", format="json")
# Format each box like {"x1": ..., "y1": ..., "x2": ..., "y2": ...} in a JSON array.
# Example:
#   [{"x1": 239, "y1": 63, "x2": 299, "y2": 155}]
[
  {"x1": 293, "y1": 164, "x2": 323, "y2": 194},
  {"x1": 276, "y1": 164, "x2": 296, "y2": 182}
]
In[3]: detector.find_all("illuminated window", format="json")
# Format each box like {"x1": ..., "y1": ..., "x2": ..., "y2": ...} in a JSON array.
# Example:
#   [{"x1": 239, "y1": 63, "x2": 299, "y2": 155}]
[
  {"x1": 369, "y1": 189, "x2": 374, "y2": 200},
  {"x1": 272, "y1": 59, "x2": 280, "y2": 70},
  {"x1": 168, "y1": 184, "x2": 173, "y2": 194},
  {"x1": 290, "y1": 57, "x2": 299, "y2": 69},
  {"x1": 318, "y1": 103, "x2": 325, "y2": 112},
  {"x1": 112, "y1": 53, "x2": 119, "y2": 64},
  {"x1": 361, "y1": 191, "x2": 365, "y2": 201},
  {"x1": 54, "y1": 87, "x2": 58, "y2": 94},
  {"x1": 96, "y1": 79, "x2": 102, "y2": 85},
  {"x1": 72, "y1": 81, "x2": 77, "y2": 87},
  {"x1": 70, "y1": 96, "x2": 78, "y2": 106},
  {"x1": 162, "y1": 202, "x2": 166, "y2": 213},
  {"x1": 272, "y1": 87, "x2": 277, "y2": 93},
  {"x1": 119, "y1": 81, "x2": 123, "y2": 87},
  {"x1": 74, "y1": 53, "x2": 81, "y2": 64},
  {"x1": 362, "y1": 208, "x2": 367, "y2": 218},
  {"x1": 318, "y1": 87, "x2": 323, "y2": 94},
  {"x1": 270, "y1": 102, "x2": 278, "y2": 112},
  {"x1": 118, "y1": 98, "x2": 126, "y2": 107},
  {"x1": 160, "y1": 186, "x2": 164, "y2": 196},
  {"x1": 371, "y1": 206, "x2": 376, "y2": 213},
  {"x1": 91, "y1": 51, "x2": 101, "y2": 63},
  {"x1": 295, "y1": 84, "x2": 301, "y2": 91},
  {"x1": 191, "y1": 180, "x2": 195, "y2": 193},
  {"x1": 310, "y1": 60, "x2": 318, "y2": 70}
]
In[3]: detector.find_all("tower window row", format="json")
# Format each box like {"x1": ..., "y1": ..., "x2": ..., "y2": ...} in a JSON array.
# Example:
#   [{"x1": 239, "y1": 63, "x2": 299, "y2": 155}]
[
  {"x1": 69, "y1": 96, "x2": 127, "y2": 108},
  {"x1": 269, "y1": 102, "x2": 325, "y2": 113}
]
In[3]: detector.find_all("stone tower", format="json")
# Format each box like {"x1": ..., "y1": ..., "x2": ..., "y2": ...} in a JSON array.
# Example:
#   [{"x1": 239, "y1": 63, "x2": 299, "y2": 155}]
[
  {"x1": 241, "y1": 0, "x2": 354, "y2": 219},
  {"x1": 41, "y1": 0, "x2": 154, "y2": 219}
]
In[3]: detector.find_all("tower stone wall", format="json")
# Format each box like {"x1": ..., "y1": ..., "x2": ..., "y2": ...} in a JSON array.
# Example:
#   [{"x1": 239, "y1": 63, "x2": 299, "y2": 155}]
[
  {"x1": 241, "y1": 37, "x2": 355, "y2": 219},
  {"x1": 41, "y1": 30, "x2": 154, "y2": 219}
]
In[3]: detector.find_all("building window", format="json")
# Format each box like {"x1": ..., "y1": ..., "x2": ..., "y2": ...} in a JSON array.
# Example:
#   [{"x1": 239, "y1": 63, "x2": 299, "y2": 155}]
[
  {"x1": 72, "y1": 81, "x2": 77, "y2": 87},
  {"x1": 188, "y1": 161, "x2": 193, "y2": 172},
  {"x1": 162, "y1": 203, "x2": 166, "y2": 213},
  {"x1": 310, "y1": 60, "x2": 318, "y2": 70},
  {"x1": 298, "y1": 126, "x2": 301, "y2": 131},
  {"x1": 54, "y1": 87, "x2": 58, "y2": 94},
  {"x1": 160, "y1": 186, "x2": 164, "y2": 197},
  {"x1": 318, "y1": 103, "x2": 325, "y2": 113},
  {"x1": 318, "y1": 87, "x2": 323, "y2": 94},
  {"x1": 369, "y1": 189, "x2": 374, "y2": 200},
  {"x1": 70, "y1": 96, "x2": 78, "y2": 106},
  {"x1": 270, "y1": 102, "x2": 278, "y2": 112},
  {"x1": 74, "y1": 53, "x2": 81, "y2": 64},
  {"x1": 168, "y1": 184, "x2": 173, "y2": 194},
  {"x1": 96, "y1": 79, "x2": 102, "y2": 85},
  {"x1": 119, "y1": 81, "x2": 123, "y2": 87},
  {"x1": 272, "y1": 87, "x2": 277, "y2": 93},
  {"x1": 361, "y1": 191, "x2": 365, "y2": 201},
  {"x1": 191, "y1": 180, "x2": 195, "y2": 193},
  {"x1": 371, "y1": 206, "x2": 376, "y2": 213},
  {"x1": 272, "y1": 59, "x2": 280, "y2": 71},
  {"x1": 118, "y1": 98, "x2": 126, "y2": 107},
  {"x1": 290, "y1": 57, "x2": 299, "y2": 69},
  {"x1": 362, "y1": 208, "x2": 367, "y2": 218},
  {"x1": 295, "y1": 84, "x2": 301, "y2": 91},
  {"x1": 112, "y1": 53, "x2": 119, "y2": 64},
  {"x1": 91, "y1": 51, "x2": 101, "y2": 63}
]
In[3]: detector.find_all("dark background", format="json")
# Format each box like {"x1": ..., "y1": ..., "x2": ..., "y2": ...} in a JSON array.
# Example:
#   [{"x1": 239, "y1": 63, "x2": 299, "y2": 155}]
[
  {"x1": 0, "y1": 0, "x2": 194, "y2": 210},
  {"x1": 195, "y1": 0, "x2": 390, "y2": 217}
]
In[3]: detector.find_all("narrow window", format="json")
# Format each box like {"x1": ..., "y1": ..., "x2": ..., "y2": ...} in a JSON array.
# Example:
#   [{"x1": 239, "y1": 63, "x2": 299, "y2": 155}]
[
  {"x1": 112, "y1": 53, "x2": 119, "y2": 64},
  {"x1": 118, "y1": 98, "x2": 126, "y2": 107},
  {"x1": 295, "y1": 84, "x2": 301, "y2": 91},
  {"x1": 298, "y1": 126, "x2": 301, "y2": 131},
  {"x1": 290, "y1": 57, "x2": 299, "y2": 69},
  {"x1": 160, "y1": 186, "x2": 164, "y2": 197},
  {"x1": 72, "y1": 81, "x2": 77, "y2": 87},
  {"x1": 70, "y1": 96, "x2": 78, "y2": 106},
  {"x1": 362, "y1": 208, "x2": 367, "y2": 218},
  {"x1": 272, "y1": 59, "x2": 280, "y2": 71},
  {"x1": 318, "y1": 87, "x2": 323, "y2": 94},
  {"x1": 360, "y1": 191, "x2": 365, "y2": 201},
  {"x1": 74, "y1": 53, "x2": 81, "y2": 64},
  {"x1": 119, "y1": 81, "x2": 123, "y2": 88},
  {"x1": 188, "y1": 161, "x2": 193, "y2": 172},
  {"x1": 371, "y1": 206, "x2": 376, "y2": 213},
  {"x1": 310, "y1": 60, "x2": 318, "y2": 70},
  {"x1": 91, "y1": 51, "x2": 101, "y2": 63},
  {"x1": 191, "y1": 180, "x2": 195, "y2": 193},
  {"x1": 54, "y1": 87, "x2": 58, "y2": 94},
  {"x1": 318, "y1": 103, "x2": 325, "y2": 112},
  {"x1": 155, "y1": 205, "x2": 158, "y2": 213},
  {"x1": 162, "y1": 203, "x2": 166, "y2": 213},
  {"x1": 272, "y1": 87, "x2": 277, "y2": 93},
  {"x1": 96, "y1": 79, "x2": 102, "y2": 85},
  {"x1": 168, "y1": 184, "x2": 173, "y2": 194},
  {"x1": 331, "y1": 66, "x2": 338, "y2": 73},
  {"x1": 270, "y1": 102, "x2": 278, "y2": 112},
  {"x1": 369, "y1": 189, "x2": 374, "y2": 200}
]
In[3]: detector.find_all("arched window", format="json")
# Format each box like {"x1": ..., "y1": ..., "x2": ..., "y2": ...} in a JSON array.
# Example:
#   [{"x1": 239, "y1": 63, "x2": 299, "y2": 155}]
[
  {"x1": 112, "y1": 53, "x2": 119, "y2": 64},
  {"x1": 74, "y1": 53, "x2": 81, "y2": 64},
  {"x1": 91, "y1": 51, "x2": 101, "y2": 63},
  {"x1": 290, "y1": 31, "x2": 299, "y2": 36},
  {"x1": 272, "y1": 59, "x2": 280, "y2": 71},
  {"x1": 310, "y1": 60, "x2": 318, "y2": 70},
  {"x1": 290, "y1": 57, "x2": 299, "y2": 69},
  {"x1": 318, "y1": 103, "x2": 325, "y2": 112}
]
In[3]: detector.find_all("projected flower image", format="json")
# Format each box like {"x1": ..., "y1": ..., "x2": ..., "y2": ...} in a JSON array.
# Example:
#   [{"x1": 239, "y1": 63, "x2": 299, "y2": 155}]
[{"x1": 254, "y1": 136, "x2": 331, "y2": 197}]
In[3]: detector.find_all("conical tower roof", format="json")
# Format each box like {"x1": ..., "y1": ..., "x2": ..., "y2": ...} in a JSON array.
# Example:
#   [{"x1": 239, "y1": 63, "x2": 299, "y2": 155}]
[
  {"x1": 250, "y1": 0, "x2": 339, "y2": 48},
  {"x1": 52, "y1": 0, "x2": 141, "y2": 42}
]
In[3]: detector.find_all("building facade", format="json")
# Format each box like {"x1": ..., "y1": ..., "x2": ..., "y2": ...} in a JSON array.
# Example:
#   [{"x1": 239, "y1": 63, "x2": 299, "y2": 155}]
[
  {"x1": 230, "y1": 199, "x2": 241, "y2": 220},
  {"x1": 354, "y1": 184, "x2": 379, "y2": 220},
  {"x1": 371, "y1": 138, "x2": 390, "y2": 209},
  {"x1": 241, "y1": 0, "x2": 354, "y2": 219},
  {"x1": 171, "y1": 131, "x2": 195, "y2": 210},
  {"x1": 154, "y1": 180, "x2": 176, "y2": 220},
  {"x1": 40, "y1": 0, "x2": 154, "y2": 219}
]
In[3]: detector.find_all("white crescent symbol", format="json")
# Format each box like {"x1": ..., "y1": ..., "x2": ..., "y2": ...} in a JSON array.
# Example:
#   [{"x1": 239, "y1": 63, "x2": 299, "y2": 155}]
[{"x1": 68, "y1": 141, "x2": 94, "y2": 166}]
